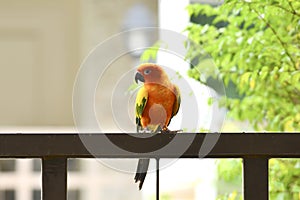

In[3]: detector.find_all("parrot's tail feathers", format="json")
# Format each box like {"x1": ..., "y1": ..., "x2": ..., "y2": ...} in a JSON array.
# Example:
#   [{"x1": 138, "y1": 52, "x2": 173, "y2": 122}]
[{"x1": 134, "y1": 159, "x2": 150, "y2": 190}]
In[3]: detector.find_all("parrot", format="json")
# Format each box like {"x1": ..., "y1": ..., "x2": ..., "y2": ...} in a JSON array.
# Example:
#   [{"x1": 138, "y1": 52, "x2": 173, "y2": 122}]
[{"x1": 134, "y1": 63, "x2": 181, "y2": 190}]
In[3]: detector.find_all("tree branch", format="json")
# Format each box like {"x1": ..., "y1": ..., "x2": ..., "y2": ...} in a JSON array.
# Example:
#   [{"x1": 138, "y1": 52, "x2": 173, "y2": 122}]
[
  {"x1": 287, "y1": 1, "x2": 298, "y2": 16},
  {"x1": 248, "y1": 4, "x2": 297, "y2": 70},
  {"x1": 246, "y1": 1, "x2": 300, "y2": 17},
  {"x1": 272, "y1": 4, "x2": 300, "y2": 17}
]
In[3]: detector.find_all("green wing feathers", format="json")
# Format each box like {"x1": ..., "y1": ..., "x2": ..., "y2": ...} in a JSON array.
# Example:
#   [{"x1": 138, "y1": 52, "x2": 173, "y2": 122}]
[{"x1": 135, "y1": 87, "x2": 148, "y2": 127}]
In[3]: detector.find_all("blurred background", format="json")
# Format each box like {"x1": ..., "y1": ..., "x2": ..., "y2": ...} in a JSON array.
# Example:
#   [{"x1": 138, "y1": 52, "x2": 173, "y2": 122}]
[
  {"x1": 0, "y1": 1, "x2": 217, "y2": 200},
  {"x1": 2, "y1": 0, "x2": 298, "y2": 199},
  {"x1": 0, "y1": 1, "x2": 241, "y2": 199}
]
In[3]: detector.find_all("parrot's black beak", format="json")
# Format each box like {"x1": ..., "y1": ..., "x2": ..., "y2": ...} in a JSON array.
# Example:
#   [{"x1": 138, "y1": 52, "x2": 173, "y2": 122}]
[{"x1": 135, "y1": 72, "x2": 145, "y2": 83}]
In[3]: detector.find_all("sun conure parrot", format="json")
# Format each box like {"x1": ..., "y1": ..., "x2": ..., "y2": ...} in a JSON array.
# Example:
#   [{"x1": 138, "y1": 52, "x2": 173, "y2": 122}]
[{"x1": 134, "y1": 63, "x2": 181, "y2": 190}]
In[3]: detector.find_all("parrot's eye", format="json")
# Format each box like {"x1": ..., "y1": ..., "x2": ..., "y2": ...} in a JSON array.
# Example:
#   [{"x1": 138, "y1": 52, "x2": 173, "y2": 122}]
[{"x1": 144, "y1": 69, "x2": 151, "y2": 75}]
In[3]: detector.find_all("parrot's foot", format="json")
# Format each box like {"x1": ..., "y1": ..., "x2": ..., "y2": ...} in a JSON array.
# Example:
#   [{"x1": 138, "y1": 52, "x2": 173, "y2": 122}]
[
  {"x1": 139, "y1": 128, "x2": 153, "y2": 133},
  {"x1": 160, "y1": 128, "x2": 182, "y2": 134}
]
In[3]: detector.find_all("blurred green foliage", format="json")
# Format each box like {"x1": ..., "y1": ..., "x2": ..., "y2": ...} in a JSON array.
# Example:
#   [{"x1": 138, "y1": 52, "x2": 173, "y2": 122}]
[
  {"x1": 216, "y1": 159, "x2": 243, "y2": 200},
  {"x1": 185, "y1": 0, "x2": 300, "y2": 131},
  {"x1": 269, "y1": 159, "x2": 300, "y2": 200},
  {"x1": 184, "y1": 0, "x2": 300, "y2": 199},
  {"x1": 217, "y1": 159, "x2": 242, "y2": 186}
]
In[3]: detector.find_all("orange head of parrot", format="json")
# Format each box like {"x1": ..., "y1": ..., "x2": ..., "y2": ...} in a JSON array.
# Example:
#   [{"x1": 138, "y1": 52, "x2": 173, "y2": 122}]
[{"x1": 135, "y1": 63, "x2": 170, "y2": 85}]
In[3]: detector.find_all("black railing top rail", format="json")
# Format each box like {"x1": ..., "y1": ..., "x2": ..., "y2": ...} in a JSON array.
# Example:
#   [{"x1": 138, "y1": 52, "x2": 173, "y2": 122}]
[
  {"x1": 1, "y1": 133, "x2": 299, "y2": 200},
  {"x1": 0, "y1": 133, "x2": 299, "y2": 158}
]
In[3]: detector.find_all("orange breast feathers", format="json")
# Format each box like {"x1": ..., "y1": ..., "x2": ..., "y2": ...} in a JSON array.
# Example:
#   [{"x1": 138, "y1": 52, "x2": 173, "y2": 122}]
[
  {"x1": 141, "y1": 83, "x2": 176, "y2": 128},
  {"x1": 135, "y1": 63, "x2": 181, "y2": 131}
]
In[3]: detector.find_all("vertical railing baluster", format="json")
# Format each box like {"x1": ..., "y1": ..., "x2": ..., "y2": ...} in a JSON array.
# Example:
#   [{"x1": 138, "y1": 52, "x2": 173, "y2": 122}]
[
  {"x1": 156, "y1": 158, "x2": 160, "y2": 200},
  {"x1": 243, "y1": 158, "x2": 269, "y2": 200},
  {"x1": 42, "y1": 157, "x2": 67, "y2": 200}
]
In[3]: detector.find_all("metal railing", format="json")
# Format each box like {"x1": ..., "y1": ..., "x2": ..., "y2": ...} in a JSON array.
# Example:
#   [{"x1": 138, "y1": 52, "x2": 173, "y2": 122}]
[{"x1": 0, "y1": 133, "x2": 299, "y2": 200}]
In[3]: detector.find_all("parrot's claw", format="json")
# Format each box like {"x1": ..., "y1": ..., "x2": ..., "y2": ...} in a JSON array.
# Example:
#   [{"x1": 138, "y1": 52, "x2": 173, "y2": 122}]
[
  {"x1": 139, "y1": 127, "x2": 154, "y2": 133},
  {"x1": 160, "y1": 128, "x2": 182, "y2": 134}
]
